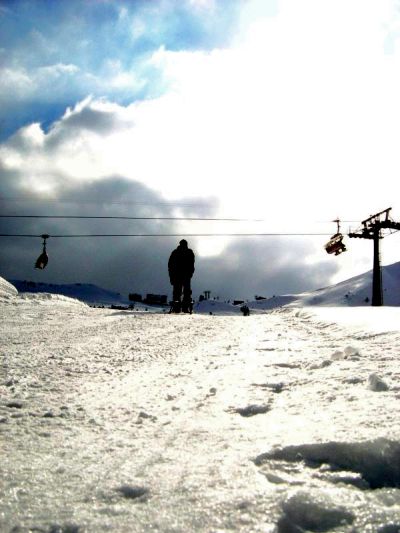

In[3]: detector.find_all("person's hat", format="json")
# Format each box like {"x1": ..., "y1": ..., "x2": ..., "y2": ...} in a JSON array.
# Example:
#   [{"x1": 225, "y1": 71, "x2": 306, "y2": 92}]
[{"x1": 179, "y1": 239, "x2": 188, "y2": 246}]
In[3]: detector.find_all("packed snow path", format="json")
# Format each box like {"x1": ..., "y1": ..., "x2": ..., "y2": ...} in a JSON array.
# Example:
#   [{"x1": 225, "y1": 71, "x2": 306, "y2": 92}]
[{"x1": 2, "y1": 296, "x2": 400, "y2": 532}]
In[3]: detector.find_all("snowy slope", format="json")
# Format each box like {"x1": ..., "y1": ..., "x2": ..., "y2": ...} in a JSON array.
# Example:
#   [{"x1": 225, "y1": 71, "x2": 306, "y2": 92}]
[
  {"x1": 0, "y1": 276, "x2": 18, "y2": 300},
  {"x1": 1, "y1": 292, "x2": 400, "y2": 532},
  {"x1": 249, "y1": 261, "x2": 400, "y2": 310}
]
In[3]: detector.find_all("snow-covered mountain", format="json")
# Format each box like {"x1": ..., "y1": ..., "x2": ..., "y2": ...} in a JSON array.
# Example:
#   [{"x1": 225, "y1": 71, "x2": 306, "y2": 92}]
[{"x1": 247, "y1": 261, "x2": 400, "y2": 310}]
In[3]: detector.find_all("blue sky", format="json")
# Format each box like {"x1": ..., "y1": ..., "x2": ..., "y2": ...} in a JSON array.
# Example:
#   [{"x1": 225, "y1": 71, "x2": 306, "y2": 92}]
[
  {"x1": 1, "y1": 0, "x2": 400, "y2": 298},
  {"x1": 0, "y1": 0, "x2": 246, "y2": 139}
]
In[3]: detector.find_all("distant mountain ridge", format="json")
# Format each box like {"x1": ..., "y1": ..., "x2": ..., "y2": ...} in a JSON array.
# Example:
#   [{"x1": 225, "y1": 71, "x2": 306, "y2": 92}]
[{"x1": 9, "y1": 280, "x2": 125, "y2": 306}]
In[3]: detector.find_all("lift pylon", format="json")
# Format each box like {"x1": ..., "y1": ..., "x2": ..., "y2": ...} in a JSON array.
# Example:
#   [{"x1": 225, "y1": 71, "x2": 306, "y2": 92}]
[{"x1": 349, "y1": 208, "x2": 400, "y2": 306}]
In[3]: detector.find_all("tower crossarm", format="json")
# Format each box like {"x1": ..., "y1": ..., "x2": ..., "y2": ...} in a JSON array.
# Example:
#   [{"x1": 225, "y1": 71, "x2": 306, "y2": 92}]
[
  {"x1": 348, "y1": 230, "x2": 374, "y2": 239},
  {"x1": 379, "y1": 220, "x2": 400, "y2": 232}
]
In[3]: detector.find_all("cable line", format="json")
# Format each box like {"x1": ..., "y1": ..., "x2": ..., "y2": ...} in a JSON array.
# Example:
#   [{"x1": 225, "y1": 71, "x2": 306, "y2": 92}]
[{"x1": 0, "y1": 233, "x2": 333, "y2": 238}]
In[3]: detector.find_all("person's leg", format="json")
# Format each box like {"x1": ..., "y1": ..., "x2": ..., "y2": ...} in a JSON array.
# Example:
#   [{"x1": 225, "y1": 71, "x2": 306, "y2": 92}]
[
  {"x1": 182, "y1": 279, "x2": 192, "y2": 312},
  {"x1": 172, "y1": 281, "x2": 183, "y2": 312},
  {"x1": 173, "y1": 284, "x2": 182, "y2": 302}
]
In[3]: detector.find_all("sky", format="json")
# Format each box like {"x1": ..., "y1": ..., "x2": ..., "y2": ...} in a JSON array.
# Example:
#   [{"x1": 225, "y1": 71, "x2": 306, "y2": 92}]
[{"x1": 1, "y1": 0, "x2": 400, "y2": 300}]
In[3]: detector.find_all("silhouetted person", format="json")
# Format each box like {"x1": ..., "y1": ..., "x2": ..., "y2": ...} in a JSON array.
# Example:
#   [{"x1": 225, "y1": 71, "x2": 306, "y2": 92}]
[
  {"x1": 168, "y1": 239, "x2": 195, "y2": 313},
  {"x1": 240, "y1": 304, "x2": 250, "y2": 316}
]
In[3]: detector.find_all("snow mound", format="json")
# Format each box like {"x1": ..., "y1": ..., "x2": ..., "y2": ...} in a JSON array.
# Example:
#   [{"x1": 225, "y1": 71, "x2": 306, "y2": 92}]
[
  {"x1": 19, "y1": 292, "x2": 87, "y2": 307},
  {"x1": 296, "y1": 307, "x2": 400, "y2": 334},
  {"x1": 0, "y1": 276, "x2": 18, "y2": 299},
  {"x1": 368, "y1": 373, "x2": 389, "y2": 392},
  {"x1": 194, "y1": 300, "x2": 241, "y2": 315},
  {"x1": 278, "y1": 491, "x2": 354, "y2": 532},
  {"x1": 254, "y1": 438, "x2": 400, "y2": 489}
]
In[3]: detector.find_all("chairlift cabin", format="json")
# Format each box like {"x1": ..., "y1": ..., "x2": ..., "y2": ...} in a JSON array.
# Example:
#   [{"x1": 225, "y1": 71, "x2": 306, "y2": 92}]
[
  {"x1": 324, "y1": 220, "x2": 347, "y2": 256},
  {"x1": 35, "y1": 234, "x2": 49, "y2": 269}
]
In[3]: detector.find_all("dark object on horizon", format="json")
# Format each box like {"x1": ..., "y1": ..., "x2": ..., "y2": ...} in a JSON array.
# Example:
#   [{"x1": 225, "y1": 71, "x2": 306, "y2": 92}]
[
  {"x1": 325, "y1": 219, "x2": 347, "y2": 256},
  {"x1": 129, "y1": 293, "x2": 143, "y2": 302},
  {"x1": 35, "y1": 234, "x2": 49, "y2": 269},
  {"x1": 233, "y1": 300, "x2": 244, "y2": 306},
  {"x1": 240, "y1": 304, "x2": 250, "y2": 316},
  {"x1": 255, "y1": 295, "x2": 266, "y2": 300},
  {"x1": 168, "y1": 239, "x2": 195, "y2": 313},
  {"x1": 349, "y1": 207, "x2": 400, "y2": 306},
  {"x1": 144, "y1": 294, "x2": 168, "y2": 305}
]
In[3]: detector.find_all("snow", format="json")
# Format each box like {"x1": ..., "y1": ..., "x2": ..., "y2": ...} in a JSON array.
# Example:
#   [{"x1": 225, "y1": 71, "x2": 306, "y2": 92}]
[
  {"x1": 247, "y1": 261, "x2": 400, "y2": 310},
  {"x1": 10, "y1": 280, "x2": 126, "y2": 307},
  {"x1": 2, "y1": 276, "x2": 400, "y2": 532},
  {"x1": 0, "y1": 276, "x2": 18, "y2": 300}
]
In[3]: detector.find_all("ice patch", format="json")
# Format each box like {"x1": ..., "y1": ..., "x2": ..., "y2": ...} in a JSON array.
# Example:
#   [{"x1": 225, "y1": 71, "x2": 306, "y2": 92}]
[{"x1": 254, "y1": 438, "x2": 400, "y2": 489}]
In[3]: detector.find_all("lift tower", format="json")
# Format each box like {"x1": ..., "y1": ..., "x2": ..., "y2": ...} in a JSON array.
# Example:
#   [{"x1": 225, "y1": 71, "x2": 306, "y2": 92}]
[{"x1": 348, "y1": 208, "x2": 400, "y2": 306}]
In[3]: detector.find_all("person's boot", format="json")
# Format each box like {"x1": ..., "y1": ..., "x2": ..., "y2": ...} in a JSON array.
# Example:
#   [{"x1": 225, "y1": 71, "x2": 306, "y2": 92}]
[
  {"x1": 181, "y1": 299, "x2": 192, "y2": 313},
  {"x1": 172, "y1": 301, "x2": 181, "y2": 313}
]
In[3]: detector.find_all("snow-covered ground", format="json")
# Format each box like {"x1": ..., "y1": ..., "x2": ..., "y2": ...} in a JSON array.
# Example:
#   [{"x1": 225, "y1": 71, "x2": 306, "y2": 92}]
[{"x1": 2, "y1": 277, "x2": 400, "y2": 532}]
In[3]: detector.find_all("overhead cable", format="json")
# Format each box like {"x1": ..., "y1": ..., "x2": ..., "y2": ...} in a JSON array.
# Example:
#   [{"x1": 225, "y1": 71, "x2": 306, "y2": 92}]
[{"x1": 0, "y1": 232, "x2": 333, "y2": 238}]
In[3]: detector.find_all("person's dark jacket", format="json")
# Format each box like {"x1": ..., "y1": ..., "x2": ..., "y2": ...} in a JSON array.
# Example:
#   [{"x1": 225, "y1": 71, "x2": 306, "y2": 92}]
[{"x1": 168, "y1": 243, "x2": 195, "y2": 284}]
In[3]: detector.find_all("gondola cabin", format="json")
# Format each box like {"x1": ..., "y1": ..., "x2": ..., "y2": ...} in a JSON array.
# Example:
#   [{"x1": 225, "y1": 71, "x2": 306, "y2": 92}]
[{"x1": 325, "y1": 233, "x2": 347, "y2": 255}]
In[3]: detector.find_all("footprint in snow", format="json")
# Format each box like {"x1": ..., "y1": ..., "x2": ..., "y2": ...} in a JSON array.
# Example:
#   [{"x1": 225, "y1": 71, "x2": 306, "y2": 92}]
[
  {"x1": 116, "y1": 485, "x2": 150, "y2": 501},
  {"x1": 228, "y1": 403, "x2": 272, "y2": 417}
]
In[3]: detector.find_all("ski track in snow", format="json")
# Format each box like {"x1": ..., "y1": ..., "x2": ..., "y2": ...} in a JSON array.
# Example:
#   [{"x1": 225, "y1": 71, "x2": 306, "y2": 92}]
[{"x1": 2, "y1": 295, "x2": 400, "y2": 532}]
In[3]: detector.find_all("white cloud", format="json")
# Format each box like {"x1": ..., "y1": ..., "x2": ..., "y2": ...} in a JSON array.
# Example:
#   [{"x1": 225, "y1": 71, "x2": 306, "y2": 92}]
[
  {"x1": 0, "y1": 67, "x2": 33, "y2": 99},
  {"x1": 38, "y1": 63, "x2": 80, "y2": 77},
  {"x1": 187, "y1": 0, "x2": 216, "y2": 11}
]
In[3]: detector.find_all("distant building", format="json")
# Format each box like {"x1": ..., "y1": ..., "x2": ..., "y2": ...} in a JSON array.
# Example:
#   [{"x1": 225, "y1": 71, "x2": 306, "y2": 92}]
[
  {"x1": 129, "y1": 293, "x2": 143, "y2": 302},
  {"x1": 144, "y1": 294, "x2": 168, "y2": 305}
]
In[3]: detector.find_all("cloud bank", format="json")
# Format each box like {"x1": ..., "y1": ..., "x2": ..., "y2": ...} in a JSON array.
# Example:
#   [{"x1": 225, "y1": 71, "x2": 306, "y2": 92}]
[{"x1": 0, "y1": 95, "x2": 338, "y2": 299}]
